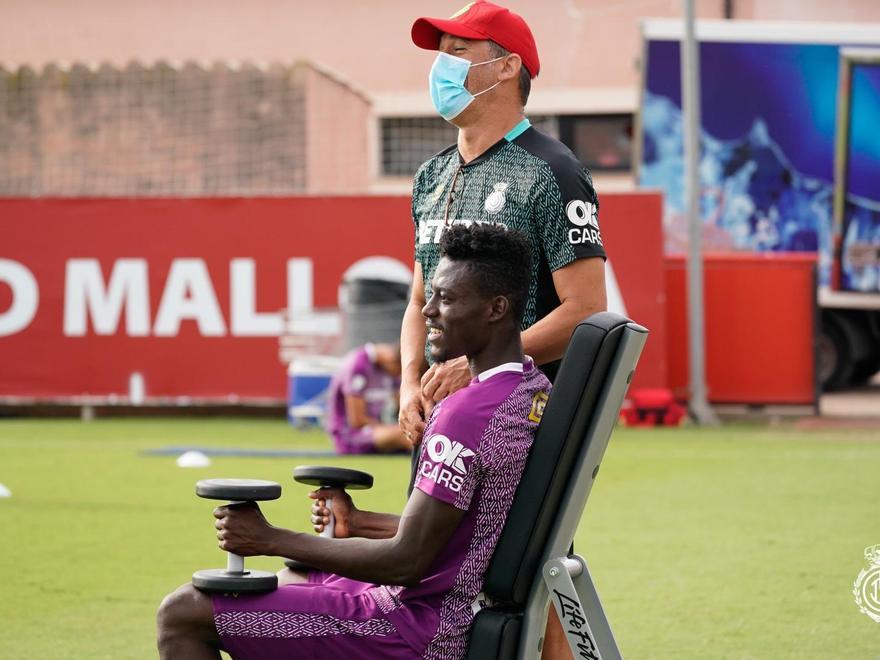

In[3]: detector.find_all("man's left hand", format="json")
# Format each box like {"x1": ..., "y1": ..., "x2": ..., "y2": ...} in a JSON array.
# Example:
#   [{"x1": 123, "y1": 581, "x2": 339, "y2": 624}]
[
  {"x1": 214, "y1": 502, "x2": 278, "y2": 557},
  {"x1": 421, "y1": 355, "x2": 471, "y2": 403}
]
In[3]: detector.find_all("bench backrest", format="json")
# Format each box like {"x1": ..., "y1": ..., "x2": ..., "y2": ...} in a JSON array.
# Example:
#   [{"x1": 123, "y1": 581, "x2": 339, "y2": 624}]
[{"x1": 482, "y1": 312, "x2": 647, "y2": 606}]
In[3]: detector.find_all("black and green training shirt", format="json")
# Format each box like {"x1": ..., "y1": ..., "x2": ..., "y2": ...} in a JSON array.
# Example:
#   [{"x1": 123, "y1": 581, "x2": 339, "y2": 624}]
[{"x1": 411, "y1": 117, "x2": 606, "y2": 380}]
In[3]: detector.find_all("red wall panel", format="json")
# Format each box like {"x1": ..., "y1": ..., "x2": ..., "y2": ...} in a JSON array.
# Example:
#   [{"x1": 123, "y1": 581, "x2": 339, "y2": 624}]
[
  {"x1": 599, "y1": 192, "x2": 666, "y2": 392},
  {"x1": 0, "y1": 194, "x2": 666, "y2": 401},
  {"x1": 666, "y1": 253, "x2": 817, "y2": 405}
]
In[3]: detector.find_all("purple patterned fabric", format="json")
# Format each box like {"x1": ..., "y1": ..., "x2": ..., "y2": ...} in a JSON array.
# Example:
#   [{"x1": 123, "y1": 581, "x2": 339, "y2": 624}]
[
  {"x1": 212, "y1": 359, "x2": 550, "y2": 659},
  {"x1": 374, "y1": 359, "x2": 550, "y2": 658},
  {"x1": 213, "y1": 573, "x2": 417, "y2": 659},
  {"x1": 216, "y1": 611, "x2": 395, "y2": 638},
  {"x1": 326, "y1": 344, "x2": 399, "y2": 454}
]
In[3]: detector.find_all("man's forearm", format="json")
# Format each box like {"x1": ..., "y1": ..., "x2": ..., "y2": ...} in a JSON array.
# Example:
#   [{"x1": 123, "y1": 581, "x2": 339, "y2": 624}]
[
  {"x1": 521, "y1": 298, "x2": 605, "y2": 364},
  {"x1": 400, "y1": 300, "x2": 428, "y2": 387},
  {"x1": 349, "y1": 510, "x2": 400, "y2": 540},
  {"x1": 270, "y1": 528, "x2": 417, "y2": 586}
]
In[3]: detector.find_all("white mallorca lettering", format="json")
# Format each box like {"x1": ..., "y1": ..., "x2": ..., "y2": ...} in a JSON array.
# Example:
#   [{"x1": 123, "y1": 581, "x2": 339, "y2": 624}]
[
  {"x1": 287, "y1": 258, "x2": 312, "y2": 314},
  {"x1": 230, "y1": 259, "x2": 282, "y2": 336},
  {"x1": 0, "y1": 259, "x2": 39, "y2": 337},
  {"x1": 63, "y1": 259, "x2": 149, "y2": 337},
  {"x1": 53, "y1": 256, "x2": 317, "y2": 338},
  {"x1": 153, "y1": 259, "x2": 226, "y2": 336}
]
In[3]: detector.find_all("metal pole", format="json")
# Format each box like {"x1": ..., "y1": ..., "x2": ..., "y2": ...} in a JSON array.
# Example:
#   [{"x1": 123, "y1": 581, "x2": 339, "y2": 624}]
[{"x1": 681, "y1": 0, "x2": 719, "y2": 425}]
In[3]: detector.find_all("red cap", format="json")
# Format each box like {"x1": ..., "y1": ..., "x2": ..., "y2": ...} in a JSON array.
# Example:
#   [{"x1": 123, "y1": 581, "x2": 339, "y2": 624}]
[{"x1": 412, "y1": 1, "x2": 540, "y2": 78}]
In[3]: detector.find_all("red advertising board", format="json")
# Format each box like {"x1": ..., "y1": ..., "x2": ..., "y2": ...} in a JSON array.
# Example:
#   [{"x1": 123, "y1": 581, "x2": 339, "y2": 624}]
[{"x1": 0, "y1": 194, "x2": 665, "y2": 401}]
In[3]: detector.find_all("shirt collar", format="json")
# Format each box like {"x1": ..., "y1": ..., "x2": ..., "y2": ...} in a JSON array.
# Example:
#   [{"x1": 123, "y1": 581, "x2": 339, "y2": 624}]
[
  {"x1": 457, "y1": 117, "x2": 530, "y2": 168},
  {"x1": 458, "y1": 137, "x2": 507, "y2": 167},
  {"x1": 476, "y1": 356, "x2": 534, "y2": 382},
  {"x1": 504, "y1": 117, "x2": 531, "y2": 142}
]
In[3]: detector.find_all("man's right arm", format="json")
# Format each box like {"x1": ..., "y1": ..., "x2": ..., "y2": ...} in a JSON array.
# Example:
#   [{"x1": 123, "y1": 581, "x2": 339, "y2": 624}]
[
  {"x1": 344, "y1": 394, "x2": 377, "y2": 429},
  {"x1": 399, "y1": 262, "x2": 429, "y2": 442},
  {"x1": 309, "y1": 488, "x2": 400, "y2": 540}
]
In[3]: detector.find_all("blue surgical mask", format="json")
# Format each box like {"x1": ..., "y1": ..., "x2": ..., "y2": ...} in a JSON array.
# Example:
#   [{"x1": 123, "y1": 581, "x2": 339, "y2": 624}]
[{"x1": 429, "y1": 52, "x2": 505, "y2": 122}]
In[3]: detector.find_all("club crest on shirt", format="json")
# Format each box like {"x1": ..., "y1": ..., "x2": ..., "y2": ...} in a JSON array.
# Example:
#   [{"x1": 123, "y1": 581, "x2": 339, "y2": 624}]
[
  {"x1": 529, "y1": 391, "x2": 549, "y2": 423},
  {"x1": 484, "y1": 182, "x2": 509, "y2": 215},
  {"x1": 349, "y1": 374, "x2": 366, "y2": 393}
]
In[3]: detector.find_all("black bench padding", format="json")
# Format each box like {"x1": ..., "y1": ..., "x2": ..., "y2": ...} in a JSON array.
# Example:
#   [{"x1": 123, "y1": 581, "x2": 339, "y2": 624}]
[
  {"x1": 466, "y1": 609, "x2": 522, "y2": 660},
  {"x1": 483, "y1": 313, "x2": 630, "y2": 606}
]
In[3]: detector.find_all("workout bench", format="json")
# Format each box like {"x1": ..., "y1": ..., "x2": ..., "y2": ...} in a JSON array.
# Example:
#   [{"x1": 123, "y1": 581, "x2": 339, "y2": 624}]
[
  {"x1": 466, "y1": 311, "x2": 647, "y2": 659},
  {"x1": 189, "y1": 312, "x2": 647, "y2": 659}
]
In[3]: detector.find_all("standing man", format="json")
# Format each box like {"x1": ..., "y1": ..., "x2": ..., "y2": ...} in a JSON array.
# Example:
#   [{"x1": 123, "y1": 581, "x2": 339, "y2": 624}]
[{"x1": 400, "y1": 0, "x2": 607, "y2": 445}]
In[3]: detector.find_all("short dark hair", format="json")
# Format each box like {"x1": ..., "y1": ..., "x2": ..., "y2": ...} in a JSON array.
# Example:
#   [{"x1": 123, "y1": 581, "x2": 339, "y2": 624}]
[
  {"x1": 439, "y1": 223, "x2": 531, "y2": 324},
  {"x1": 488, "y1": 41, "x2": 531, "y2": 106}
]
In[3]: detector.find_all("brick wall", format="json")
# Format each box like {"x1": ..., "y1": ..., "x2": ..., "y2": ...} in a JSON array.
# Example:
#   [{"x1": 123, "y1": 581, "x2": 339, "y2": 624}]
[{"x1": 0, "y1": 60, "x2": 370, "y2": 196}]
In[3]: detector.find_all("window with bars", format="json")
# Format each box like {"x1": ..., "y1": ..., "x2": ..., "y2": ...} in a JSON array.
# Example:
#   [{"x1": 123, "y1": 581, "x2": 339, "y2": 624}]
[
  {"x1": 380, "y1": 115, "x2": 560, "y2": 177},
  {"x1": 558, "y1": 114, "x2": 633, "y2": 172}
]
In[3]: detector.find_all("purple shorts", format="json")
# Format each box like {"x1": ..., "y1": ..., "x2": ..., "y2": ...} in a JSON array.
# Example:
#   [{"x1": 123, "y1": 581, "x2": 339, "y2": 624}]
[
  {"x1": 331, "y1": 426, "x2": 377, "y2": 455},
  {"x1": 213, "y1": 571, "x2": 418, "y2": 659}
]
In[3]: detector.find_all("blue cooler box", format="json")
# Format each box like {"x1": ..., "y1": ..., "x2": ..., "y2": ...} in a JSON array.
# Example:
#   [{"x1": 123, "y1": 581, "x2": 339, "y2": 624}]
[{"x1": 287, "y1": 357, "x2": 340, "y2": 427}]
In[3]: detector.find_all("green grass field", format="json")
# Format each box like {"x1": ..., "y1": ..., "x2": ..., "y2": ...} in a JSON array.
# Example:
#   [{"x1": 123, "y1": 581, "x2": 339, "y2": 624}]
[{"x1": 0, "y1": 417, "x2": 878, "y2": 659}]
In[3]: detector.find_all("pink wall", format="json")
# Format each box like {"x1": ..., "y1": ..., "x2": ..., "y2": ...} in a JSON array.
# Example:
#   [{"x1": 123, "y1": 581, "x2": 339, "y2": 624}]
[{"x1": 301, "y1": 64, "x2": 372, "y2": 193}]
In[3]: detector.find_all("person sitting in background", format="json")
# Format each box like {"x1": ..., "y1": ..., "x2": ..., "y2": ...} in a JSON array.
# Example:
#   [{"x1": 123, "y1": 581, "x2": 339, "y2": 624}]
[{"x1": 326, "y1": 342, "x2": 410, "y2": 454}]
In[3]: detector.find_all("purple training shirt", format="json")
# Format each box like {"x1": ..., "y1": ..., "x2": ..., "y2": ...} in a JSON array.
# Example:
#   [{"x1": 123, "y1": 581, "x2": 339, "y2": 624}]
[
  {"x1": 326, "y1": 343, "x2": 399, "y2": 435},
  {"x1": 367, "y1": 358, "x2": 551, "y2": 658}
]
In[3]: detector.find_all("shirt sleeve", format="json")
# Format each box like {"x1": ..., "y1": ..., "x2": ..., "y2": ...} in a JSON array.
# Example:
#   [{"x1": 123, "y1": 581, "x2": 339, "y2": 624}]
[
  {"x1": 340, "y1": 352, "x2": 369, "y2": 397},
  {"x1": 534, "y1": 161, "x2": 606, "y2": 272},
  {"x1": 411, "y1": 164, "x2": 426, "y2": 262},
  {"x1": 414, "y1": 403, "x2": 483, "y2": 511}
]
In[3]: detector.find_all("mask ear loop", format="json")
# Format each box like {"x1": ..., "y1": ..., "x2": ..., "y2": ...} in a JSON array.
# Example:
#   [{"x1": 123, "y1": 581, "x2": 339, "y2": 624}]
[
  {"x1": 469, "y1": 55, "x2": 507, "y2": 69},
  {"x1": 472, "y1": 79, "x2": 503, "y2": 98},
  {"x1": 466, "y1": 55, "x2": 508, "y2": 98}
]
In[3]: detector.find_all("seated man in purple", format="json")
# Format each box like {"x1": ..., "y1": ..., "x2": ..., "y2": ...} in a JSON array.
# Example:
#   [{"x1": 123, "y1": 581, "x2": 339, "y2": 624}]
[
  {"x1": 156, "y1": 223, "x2": 551, "y2": 660},
  {"x1": 326, "y1": 342, "x2": 410, "y2": 454}
]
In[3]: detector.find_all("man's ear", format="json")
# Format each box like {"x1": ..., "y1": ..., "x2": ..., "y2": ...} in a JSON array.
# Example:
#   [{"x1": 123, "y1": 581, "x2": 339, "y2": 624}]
[
  {"x1": 499, "y1": 53, "x2": 522, "y2": 82},
  {"x1": 488, "y1": 295, "x2": 510, "y2": 322}
]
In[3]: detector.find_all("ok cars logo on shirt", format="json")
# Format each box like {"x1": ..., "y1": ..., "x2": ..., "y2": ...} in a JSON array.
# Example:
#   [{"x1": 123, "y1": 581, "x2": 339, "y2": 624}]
[
  {"x1": 420, "y1": 433, "x2": 475, "y2": 492},
  {"x1": 566, "y1": 200, "x2": 603, "y2": 247}
]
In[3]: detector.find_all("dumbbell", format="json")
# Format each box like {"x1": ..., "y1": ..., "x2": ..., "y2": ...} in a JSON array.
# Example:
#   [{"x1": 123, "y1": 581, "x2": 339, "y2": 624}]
[
  {"x1": 192, "y1": 478, "x2": 282, "y2": 594},
  {"x1": 283, "y1": 466, "x2": 373, "y2": 571}
]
